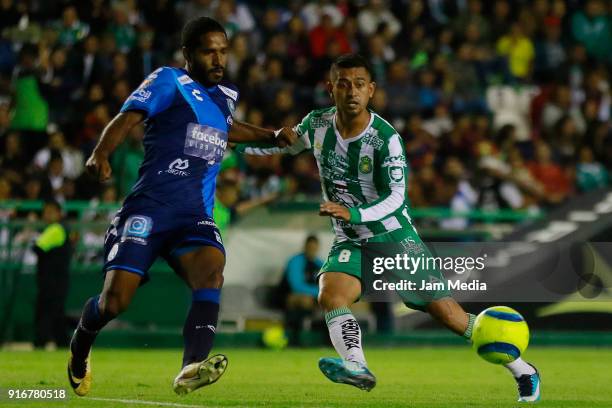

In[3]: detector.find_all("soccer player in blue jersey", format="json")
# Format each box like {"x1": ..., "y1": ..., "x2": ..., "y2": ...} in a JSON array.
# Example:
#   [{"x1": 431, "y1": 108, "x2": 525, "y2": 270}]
[{"x1": 67, "y1": 17, "x2": 297, "y2": 396}]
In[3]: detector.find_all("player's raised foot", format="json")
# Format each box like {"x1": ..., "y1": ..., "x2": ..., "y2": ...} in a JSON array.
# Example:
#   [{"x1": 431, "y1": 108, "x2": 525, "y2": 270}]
[
  {"x1": 318, "y1": 357, "x2": 376, "y2": 392},
  {"x1": 67, "y1": 352, "x2": 91, "y2": 396},
  {"x1": 515, "y1": 363, "x2": 541, "y2": 403},
  {"x1": 173, "y1": 354, "x2": 228, "y2": 395}
]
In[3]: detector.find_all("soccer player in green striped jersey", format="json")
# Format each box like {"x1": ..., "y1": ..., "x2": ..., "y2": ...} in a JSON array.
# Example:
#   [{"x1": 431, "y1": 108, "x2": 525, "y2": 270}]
[{"x1": 237, "y1": 54, "x2": 541, "y2": 402}]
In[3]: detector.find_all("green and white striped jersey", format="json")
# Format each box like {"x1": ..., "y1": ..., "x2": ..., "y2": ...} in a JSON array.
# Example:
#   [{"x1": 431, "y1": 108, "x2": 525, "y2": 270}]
[{"x1": 238, "y1": 106, "x2": 413, "y2": 241}]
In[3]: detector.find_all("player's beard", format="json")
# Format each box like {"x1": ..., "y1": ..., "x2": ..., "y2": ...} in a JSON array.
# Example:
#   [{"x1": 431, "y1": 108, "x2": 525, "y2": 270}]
[{"x1": 190, "y1": 63, "x2": 224, "y2": 86}]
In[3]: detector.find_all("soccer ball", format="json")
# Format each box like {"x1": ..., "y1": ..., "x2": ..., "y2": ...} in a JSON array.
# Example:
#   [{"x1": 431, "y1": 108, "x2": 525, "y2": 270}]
[
  {"x1": 262, "y1": 326, "x2": 288, "y2": 350},
  {"x1": 472, "y1": 306, "x2": 530, "y2": 364}
]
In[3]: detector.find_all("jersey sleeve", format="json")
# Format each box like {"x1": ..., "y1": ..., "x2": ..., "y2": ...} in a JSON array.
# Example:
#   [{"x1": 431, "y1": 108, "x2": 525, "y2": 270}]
[
  {"x1": 348, "y1": 133, "x2": 408, "y2": 224},
  {"x1": 120, "y1": 67, "x2": 176, "y2": 118},
  {"x1": 234, "y1": 111, "x2": 314, "y2": 156}
]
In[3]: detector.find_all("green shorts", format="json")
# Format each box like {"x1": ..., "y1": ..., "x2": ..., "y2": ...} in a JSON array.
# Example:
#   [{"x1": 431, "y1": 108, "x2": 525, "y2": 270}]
[{"x1": 319, "y1": 226, "x2": 451, "y2": 311}]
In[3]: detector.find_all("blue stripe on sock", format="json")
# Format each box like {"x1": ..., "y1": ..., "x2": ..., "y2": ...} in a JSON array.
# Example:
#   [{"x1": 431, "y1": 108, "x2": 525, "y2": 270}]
[{"x1": 192, "y1": 288, "x2": 220, "y2": 304}]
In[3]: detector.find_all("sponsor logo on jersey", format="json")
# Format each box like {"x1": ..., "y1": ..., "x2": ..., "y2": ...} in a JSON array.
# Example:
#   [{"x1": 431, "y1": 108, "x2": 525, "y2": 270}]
[
  {"x1": 362, "y1": 131, "x2": 384, "y2": 150},
  {"x1": 359, "y1": 156, "x2": 373, "y2": 174},
  {"x1": 217, "y1": 84, "x2": 238, "y2": 101},
  {"x1": 388, "y1": 166, "x2": 404, "y2": 183},
  {"x1": 184, "y1": 123, "x2": 228, "y2": 165},
  {"x1": 214, "y1": 231, "x2": 223, "y2": 244},
  {"x1": 311, "y1": 116, "x2": 332, "y2": 128},
  {"x1": 159, "y1": 158, "x2": 190, "y2": 176},
  {"x1": 382, "y1": 155, "x2": 407, "y2": 167},
  {"x1": 121, "y1": 215, "x2": 153, "y2": 245},
  {"x1": 197, "y1": 219, "x2": 217, "y2": 227},
  {"x1": 130, "y1": 88, "x2": 152, "y2": 103},
  {"x1": 178, "y1": 74, "x2": 193, "y2": 85}
]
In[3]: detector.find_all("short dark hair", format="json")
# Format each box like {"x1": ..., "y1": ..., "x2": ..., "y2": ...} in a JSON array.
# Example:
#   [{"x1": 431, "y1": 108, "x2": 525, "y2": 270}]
[
  {"x1": 181, "y1": 17, "x2": 227, "y2": 50},
  {"x1": 305, "y1": 235, "x2": 319, "y2": 245},
  {"x1": 330, "y1": 53, "x2": 374, "y2": 80}
]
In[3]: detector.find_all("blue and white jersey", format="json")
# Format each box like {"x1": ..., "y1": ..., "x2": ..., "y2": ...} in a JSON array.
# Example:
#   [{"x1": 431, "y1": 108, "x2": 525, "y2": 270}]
[{"x1": 120, "y1": 66, "x2": 238, "y2": 216}]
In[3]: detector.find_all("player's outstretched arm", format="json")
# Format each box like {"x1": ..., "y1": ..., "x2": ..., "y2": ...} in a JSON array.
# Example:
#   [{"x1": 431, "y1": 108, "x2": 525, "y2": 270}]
[
  {"x1": 229, "y1": 120, "x2": 297, "y2": 147},
  {"x1": 86, "y1": 111, "x2": 145, "y2": 182}
]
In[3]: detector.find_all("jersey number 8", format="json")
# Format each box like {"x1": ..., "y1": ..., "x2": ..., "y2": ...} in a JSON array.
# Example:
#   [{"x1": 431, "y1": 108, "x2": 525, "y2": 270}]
[{"x1": 338, "y1": 249, "x2": 352, "y2": 263}]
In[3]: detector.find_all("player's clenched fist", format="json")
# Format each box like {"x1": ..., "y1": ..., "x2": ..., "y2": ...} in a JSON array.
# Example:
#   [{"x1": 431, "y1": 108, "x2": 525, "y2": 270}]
[
  {"x1": 274, "y1": 127, "x2": 298, "y2": 148},
  {"x1": 85, "y1": 151, "x2": 112, "y2": 182},
  {"x1": 319, "y1": 201, "x2": 351, "y2": 222}
]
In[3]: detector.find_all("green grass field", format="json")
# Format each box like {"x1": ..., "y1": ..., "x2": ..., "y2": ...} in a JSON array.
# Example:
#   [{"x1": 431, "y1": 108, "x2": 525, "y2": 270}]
[{"x1": 1, "y1": 347, "x2": 611, "y2": 407}]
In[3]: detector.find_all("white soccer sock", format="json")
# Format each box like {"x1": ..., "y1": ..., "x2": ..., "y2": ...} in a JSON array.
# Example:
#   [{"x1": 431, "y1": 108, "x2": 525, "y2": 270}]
[
  {"x1": 504, "y1": 357, "x2": 536, "y2": 377},
  {"x1": 325, "y1": 307, "x2": 367, "y2": 365}
]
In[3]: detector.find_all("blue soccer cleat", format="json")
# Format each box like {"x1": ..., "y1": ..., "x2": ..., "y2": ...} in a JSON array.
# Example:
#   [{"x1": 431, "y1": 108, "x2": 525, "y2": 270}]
[
  {"x1": 515, "y1": 363, "x2": 541, "y2": 402},
  {"x1": 318, "y1": 357, "x2": 376, "y2": 392}
]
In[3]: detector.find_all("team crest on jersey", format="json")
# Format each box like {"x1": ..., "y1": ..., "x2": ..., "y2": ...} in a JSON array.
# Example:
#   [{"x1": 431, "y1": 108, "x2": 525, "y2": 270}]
[
  {"x1": 388, "y1": 166, "x2": 404, "y2": 183},
  {"x1": 359, "y1": 156, "x2": 373, "y2": 174}
]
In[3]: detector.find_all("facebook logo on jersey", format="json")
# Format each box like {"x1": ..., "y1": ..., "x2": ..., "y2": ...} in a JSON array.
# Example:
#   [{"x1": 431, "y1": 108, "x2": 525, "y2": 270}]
[{"x1": 184, "y1": 123, "x2": 227, "y2": 165}]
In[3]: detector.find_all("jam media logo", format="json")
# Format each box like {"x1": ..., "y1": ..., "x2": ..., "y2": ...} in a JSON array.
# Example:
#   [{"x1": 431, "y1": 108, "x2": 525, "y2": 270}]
[{"x1": 121, "y1": 215, "x2": 153, "y2": 245}]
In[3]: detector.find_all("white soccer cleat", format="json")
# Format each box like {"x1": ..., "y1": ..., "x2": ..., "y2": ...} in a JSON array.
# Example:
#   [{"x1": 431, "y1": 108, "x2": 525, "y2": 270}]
[{"x1": 173, "y1": 354, "x2": 228, "y2": 395}]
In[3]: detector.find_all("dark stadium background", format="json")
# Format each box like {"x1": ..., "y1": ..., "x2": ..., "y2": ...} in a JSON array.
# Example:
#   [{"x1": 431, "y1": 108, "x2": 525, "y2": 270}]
[{"x1": 1, "y1": 0, "x2": 611, "y2": 348}]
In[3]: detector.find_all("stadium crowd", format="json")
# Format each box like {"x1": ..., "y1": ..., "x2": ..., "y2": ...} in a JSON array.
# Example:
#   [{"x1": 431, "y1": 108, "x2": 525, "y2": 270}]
[{"x1": 0, "y1": 0, "x2": 611, "y2": 222}]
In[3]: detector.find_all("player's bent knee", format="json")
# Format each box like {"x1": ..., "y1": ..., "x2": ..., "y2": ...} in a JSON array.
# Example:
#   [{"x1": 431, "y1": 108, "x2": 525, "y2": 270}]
[{"x1": 318, "y1": 290, "x2": 350, "y2": 312}]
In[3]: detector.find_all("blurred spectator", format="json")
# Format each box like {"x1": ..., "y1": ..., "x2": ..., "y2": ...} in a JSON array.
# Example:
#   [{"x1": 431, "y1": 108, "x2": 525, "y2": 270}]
[
  {"x1": 281, "y1": 235, "x2": 323, "y2": 345},
  {"x1": 1, "y1": 131, "x2": 26, "y2": 185},
  {"x1": 54, "y1": 5, "x2": 89, "y2": 47},
  {"x1": 571, "y1": 0, "x2": 611, "y2": 63},
  {"x1": 358, "y1": 0, "x2": 401, "y2": 41},
  {"x1": 301, "y1": 0, "x2": 344, "y2": 31},
  {"x1": 33, "y1": 199, "x2": 72, "y2": 349},
  {"x1": 527, "y1": 142, "x2": 572, "y2": 204},
  {"x1": 128, "y1": 29, "x2": 161, "y2": 84},
  {"x1": 10, "y1": 45, "x2": 49, "y2": 155},
  {"x1": 108, "y1": 2, "x2": 137, "y2": 53},
  {"x1": 496, "y1": 22, "x2": 535, "y2": 80},
  {"x1": 541, "y1": 85, "x2": 585, "y2": 135},
  {"x1": 576, "y1": 146, "x2": 608, "y2": 192},
  {"x1": 438, "y1": 157, "x2": 478, "y2": 230},
  {"x1": 33, "y1": 130, "x2": 84, "y2": 179},
  {"x1": 309, "y1": 13, "x2": 351, "y2": 59},
  {"x1": 534, "y1": 17, "x2": 566, "y2": 81},
  {"x1": 45, "y1": 152, "x2": 69, "y2": 203}
]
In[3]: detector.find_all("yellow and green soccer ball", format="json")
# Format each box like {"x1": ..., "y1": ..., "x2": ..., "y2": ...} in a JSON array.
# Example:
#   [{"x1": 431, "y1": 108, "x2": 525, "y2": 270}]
[
  {"x1": 262, "y1": 326, "x2": 288, "y2": 350},
  {"x1": 472, "y1": 306, "x2": 530, "y2": 364}
]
